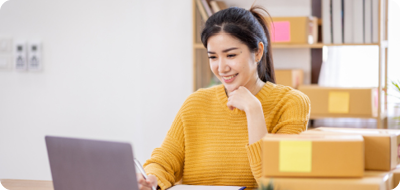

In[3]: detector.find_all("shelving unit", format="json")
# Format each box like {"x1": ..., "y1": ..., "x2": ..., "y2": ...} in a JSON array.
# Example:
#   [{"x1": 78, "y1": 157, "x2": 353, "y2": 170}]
[
  {"x1": 192, "y1": 0, "x2": 389, "y2": 128},
  {"x1": 194, "y1": 42, "x2": 384, "y2": 49}
]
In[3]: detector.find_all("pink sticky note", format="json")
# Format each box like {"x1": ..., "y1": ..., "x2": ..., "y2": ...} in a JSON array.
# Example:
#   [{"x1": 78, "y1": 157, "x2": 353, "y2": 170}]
[
  {"x1": 374, "y1": 88, "x2": 378, "y2": 109},
  {"x1": 270, "y1": 21, "x2": 291, "y2": 42}
]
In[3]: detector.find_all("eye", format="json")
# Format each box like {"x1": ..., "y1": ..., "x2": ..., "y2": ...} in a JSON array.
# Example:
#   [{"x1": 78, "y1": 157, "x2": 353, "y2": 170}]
[
  {"x1": 208, "y1": 56, "x2": 217, "y2": 59},
  {"x1": 227, "y1": 54, "x2": 236, "y2": 58}
]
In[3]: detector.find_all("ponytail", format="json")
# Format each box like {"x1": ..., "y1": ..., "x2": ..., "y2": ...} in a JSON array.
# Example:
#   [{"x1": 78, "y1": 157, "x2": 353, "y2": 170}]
[{"x1": 249, "y1": 6, "x2": 276, "y2": 83}]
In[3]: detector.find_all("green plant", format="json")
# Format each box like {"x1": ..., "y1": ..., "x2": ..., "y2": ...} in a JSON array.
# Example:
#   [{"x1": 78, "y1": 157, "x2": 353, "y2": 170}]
[
  {"x1": 392, "y1": 80, "x2": 400, "y2": 98},
  {"x1": 259, "y1": 179, "x2": 275, "y2": 190},
  {"x1": 391, "y1": 80, "x2": 400, "y2": 123}
]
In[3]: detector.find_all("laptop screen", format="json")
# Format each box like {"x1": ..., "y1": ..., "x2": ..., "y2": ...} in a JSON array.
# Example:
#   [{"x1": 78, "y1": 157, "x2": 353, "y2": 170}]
[{"x1": 45, "y1": 136, "x2": 139, "y2": 190}]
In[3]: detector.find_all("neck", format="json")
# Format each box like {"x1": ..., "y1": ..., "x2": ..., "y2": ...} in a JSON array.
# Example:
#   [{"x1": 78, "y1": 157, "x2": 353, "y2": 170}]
[
  {"x1": 247, "y1": 78, "x2": 265, "y2": 96},
  {"x1": 225, "y1": 78, "x2": 266, "y2": 97}
]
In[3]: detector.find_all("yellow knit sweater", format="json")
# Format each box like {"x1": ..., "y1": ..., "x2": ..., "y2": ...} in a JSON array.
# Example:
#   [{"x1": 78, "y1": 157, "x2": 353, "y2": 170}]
[{"x1": 143, "y1": 82, "x2": 310, "y2": 189}]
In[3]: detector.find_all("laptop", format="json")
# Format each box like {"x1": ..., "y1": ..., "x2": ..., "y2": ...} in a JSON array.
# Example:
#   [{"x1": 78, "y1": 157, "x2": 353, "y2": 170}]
[{"x1": 45, "y1": 136, "x2": 139, "y2": 190}]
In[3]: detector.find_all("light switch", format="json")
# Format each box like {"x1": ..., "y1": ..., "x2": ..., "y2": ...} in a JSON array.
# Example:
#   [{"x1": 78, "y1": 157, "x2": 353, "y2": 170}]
[
  {"x1": 14, "y1": 40, "x2": 27, "y2": 71},
  {"x1": 28, "y1": 41, "x2": 42, "y2": 71}
]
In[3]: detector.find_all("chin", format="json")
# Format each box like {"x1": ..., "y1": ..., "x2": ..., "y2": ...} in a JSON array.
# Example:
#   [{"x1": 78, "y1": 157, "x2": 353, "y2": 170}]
[{"x1": 223, "y1": 83, "x2": 239, "y2": 93}]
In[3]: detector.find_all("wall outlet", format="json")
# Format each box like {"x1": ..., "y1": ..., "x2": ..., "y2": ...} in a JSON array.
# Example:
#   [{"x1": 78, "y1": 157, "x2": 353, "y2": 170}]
[
  {"x1": 28, "y1": 41, "x2": 42, "y2": 71},
  {"x1": 14, "y1": 40, "x2": 27, "y2": 71}
]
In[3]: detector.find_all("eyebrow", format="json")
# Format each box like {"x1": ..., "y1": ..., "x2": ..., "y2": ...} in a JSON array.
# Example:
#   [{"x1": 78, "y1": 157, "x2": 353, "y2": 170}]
[{"x1": 207, "y1": 47, "x2": 239, "y2": 54}]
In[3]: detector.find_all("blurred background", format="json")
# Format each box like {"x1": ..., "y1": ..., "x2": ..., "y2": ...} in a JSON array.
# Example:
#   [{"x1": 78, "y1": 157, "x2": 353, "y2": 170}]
[{"x1": 0, "y1": 0, "x2": 399, "y2": 181}]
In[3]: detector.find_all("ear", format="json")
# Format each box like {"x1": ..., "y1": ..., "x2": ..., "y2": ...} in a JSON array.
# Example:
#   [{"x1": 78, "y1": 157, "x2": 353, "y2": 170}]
[{"x1": 255, "y1": 42, "x2": 264, "y2": 61}]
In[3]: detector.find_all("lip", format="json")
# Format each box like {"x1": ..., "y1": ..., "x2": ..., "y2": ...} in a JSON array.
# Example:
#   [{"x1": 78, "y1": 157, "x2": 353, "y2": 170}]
[{"x1": 221, "y1": 73, "x2": 238, "y2": 83}]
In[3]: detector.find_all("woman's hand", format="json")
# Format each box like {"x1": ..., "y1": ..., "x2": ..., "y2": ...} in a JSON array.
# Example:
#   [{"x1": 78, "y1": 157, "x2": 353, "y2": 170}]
[
  {"x1": 227, "y1": 86, "x2": 261, "y2": 112},
  {"x1": 137, "y1": 174, "x2": 158, "y2": 190},
  {"x1": 228, "y1": 86, "x2": 268, "y2": 144}
]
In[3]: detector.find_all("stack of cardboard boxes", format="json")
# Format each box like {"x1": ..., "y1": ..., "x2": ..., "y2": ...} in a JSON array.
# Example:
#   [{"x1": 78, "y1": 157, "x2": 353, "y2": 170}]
[
  {"x1": 269, "y1": 16, "x2": 319, "y2": 44},
  {"x1": 274, "y1": 69, "x2": 378, "y2": 119},
  {"x1": 259, "y1": 127, "x2": 400, "y2": 190},
  {"x1": 298, "y1": 86, "x2": 378, "y2": 119},
  {"x1": 275, "y1": 70, "x2": 304, "y2": 90}
]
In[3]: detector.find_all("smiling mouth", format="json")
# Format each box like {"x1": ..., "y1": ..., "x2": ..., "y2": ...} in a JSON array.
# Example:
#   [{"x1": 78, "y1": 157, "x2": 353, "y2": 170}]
[{"x1": 222, "y1": 73, "x2": 238, "y2": 80}]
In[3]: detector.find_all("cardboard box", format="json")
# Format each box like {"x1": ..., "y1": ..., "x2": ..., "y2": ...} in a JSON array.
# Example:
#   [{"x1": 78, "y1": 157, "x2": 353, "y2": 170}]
[
  {"x1": 270, "y1": 16, "x2": 318, "y2": 44},
  {"x1": 275, "y1": 69, "x2": 304, "y2": 89},
  {"x1": 259, "y1": 171, "x2": 392, "y2": 190},
  {"x1": 262, "y1": 134, "x2": 364, "y2": 177},
  {"x1": 298, "y1": 85, "x2": 378, "y2": 118},
  {"x1": 305, "y1": 127, "x2": 400, "y2": 171},
  {"x1": 392, "y1": 167, "x2": 400, "y2": 189}
]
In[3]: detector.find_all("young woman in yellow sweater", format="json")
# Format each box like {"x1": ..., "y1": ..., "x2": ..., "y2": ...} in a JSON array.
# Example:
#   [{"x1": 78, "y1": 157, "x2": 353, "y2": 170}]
[{"x1": 137, "y1": 5, "x2": 310, "y2": 190}]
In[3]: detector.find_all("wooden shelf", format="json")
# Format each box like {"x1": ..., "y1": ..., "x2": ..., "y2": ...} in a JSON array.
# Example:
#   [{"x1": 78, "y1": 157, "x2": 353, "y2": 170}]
[
  {"x1": 317, "y1": 18, "x2": 322, "y2": 25},
  {"x1": 310, "y1": 115, "x2": 379, "y2": 120},
  {"x1": 194, "y1": 43, "x2": 381, "y2": 49},
  {"x1": 192, "y1": 0, "x2": 389, "y2": 129},
  {"x1": 309, "y1": 111, "x2": 387, "y2": 120},
  {"x1": 272, "y1": 43, "x2": 380, "y2": 48},
  {"x1": 194, "y1": 43, "x2": 204, "y2": 49}
]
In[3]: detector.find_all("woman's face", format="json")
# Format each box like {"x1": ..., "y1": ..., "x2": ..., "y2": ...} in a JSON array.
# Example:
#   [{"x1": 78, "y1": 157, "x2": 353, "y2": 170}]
[{"x1": 207, "y1": 32, "x2": 261, "y2": 94}]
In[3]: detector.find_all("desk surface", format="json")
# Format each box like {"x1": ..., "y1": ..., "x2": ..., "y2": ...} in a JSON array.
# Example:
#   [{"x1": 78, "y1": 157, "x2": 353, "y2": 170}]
[
  {"x1": 1, "y1": 179, "x2": 252, "y2": 190},
  {"x1": 0, "y1": 179, "x2": 53, "y2": 190}
]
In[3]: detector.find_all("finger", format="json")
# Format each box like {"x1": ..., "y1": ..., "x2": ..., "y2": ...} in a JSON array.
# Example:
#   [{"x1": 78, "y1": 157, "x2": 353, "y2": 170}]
[
  {"x1": 227, "y1": 101, "x2": 234, "y2": 110},
  {"x1": 147, "y1": 175, "x2": 158, "y2": 187},
  {"x1": 227, "y1": 101, "x2": 232, "y2": 108},
  {"x1": 137, "y1": 173, "x2": 143, "y2": 181},
  {"x1": 138, "y1": 178, "x2": 150, "y2": 189},
  {"x1": 139, "y1": 177, "x2": 145, "y2": 184},
  {"x1": 139, "y1": 182, "x2": 152, "y2": 190},
  {"x1": 142, "y1": 183, "x2": 152, "y2": 189},
  {"x1": 139, "y1": 184, "x2": 146, "y2": 190},
  {"x1": 139, "y1": 185, "x2": 151, "y2": 190}
]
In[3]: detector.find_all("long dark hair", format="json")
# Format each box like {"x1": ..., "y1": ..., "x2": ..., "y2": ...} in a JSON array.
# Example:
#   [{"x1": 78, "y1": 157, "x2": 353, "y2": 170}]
[{"x1": 200, "y1": 6, "x2": 275, "y2": 83}]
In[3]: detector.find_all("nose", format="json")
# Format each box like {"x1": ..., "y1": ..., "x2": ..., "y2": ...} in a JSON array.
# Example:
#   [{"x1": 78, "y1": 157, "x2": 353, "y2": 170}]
[{"x1": 217, "y1": 58, "x2": 230, "y2": 74}]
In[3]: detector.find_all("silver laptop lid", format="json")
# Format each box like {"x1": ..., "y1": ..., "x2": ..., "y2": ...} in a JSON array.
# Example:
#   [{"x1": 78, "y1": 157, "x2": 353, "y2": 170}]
[{"x1": 45, "y1": 136, "x2": 139, "y2": 190}]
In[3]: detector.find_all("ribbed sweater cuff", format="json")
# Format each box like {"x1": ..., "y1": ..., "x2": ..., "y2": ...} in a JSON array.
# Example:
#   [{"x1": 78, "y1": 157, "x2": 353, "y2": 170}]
[
  {"x1": 245, "y1": 139, "x2": 262, "y2": 180},
  {"x1": 144, "y1": 163, "x2": 171, "y2": 190}
]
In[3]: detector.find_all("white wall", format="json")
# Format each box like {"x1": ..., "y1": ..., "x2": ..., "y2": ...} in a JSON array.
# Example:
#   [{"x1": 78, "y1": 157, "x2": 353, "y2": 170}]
[
  {"x1": 0, "y1": 0, "x2": 310, "y2": 180},
  {"x1": 0, "y1": 0, "x2": 192, "y2": 180}
]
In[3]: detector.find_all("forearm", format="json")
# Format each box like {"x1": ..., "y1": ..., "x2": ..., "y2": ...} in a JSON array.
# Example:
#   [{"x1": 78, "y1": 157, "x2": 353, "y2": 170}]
[
  {"x1": 143, "y1": 124, "x2": 185, "y2": 190},
  {"x1": 245, "y1": 103, "x2": 268, "y2": 145}
]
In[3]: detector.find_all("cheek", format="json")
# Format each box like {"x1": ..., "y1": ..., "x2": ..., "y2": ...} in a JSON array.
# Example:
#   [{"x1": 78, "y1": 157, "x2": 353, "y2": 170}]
[
  {"x1": 210, "y1": 62, "x2": 218, "y2": 75},
  {"x1": 237, "y1": 60, "x2": 256, "y2": 78},
  {"x1": 246, "y1": 57, "x2": 258, "y2": 72},
  {"x1": 234, "y1": 58, "x2": 250, "y2": 73}
]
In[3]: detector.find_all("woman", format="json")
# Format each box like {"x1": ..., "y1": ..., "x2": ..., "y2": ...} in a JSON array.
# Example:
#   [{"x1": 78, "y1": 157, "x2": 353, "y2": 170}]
[{"x1": 137, "y1": 5, "x2": 310, "y2": 190}]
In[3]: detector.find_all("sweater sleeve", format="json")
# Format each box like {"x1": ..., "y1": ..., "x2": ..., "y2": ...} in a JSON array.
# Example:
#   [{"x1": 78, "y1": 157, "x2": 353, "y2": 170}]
[
  {"x1": 143, "y1": 112, "x2": 185, "y2": 190},
  {"x1": 244, "y1": 90, "x2": 311, "y2": 183},
  {"x1": 272, "y1": 90, "x2": 311, "y2": 134},
  {"x1": 245, "y1": 140, "x2": 263, "y2": 183}
]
